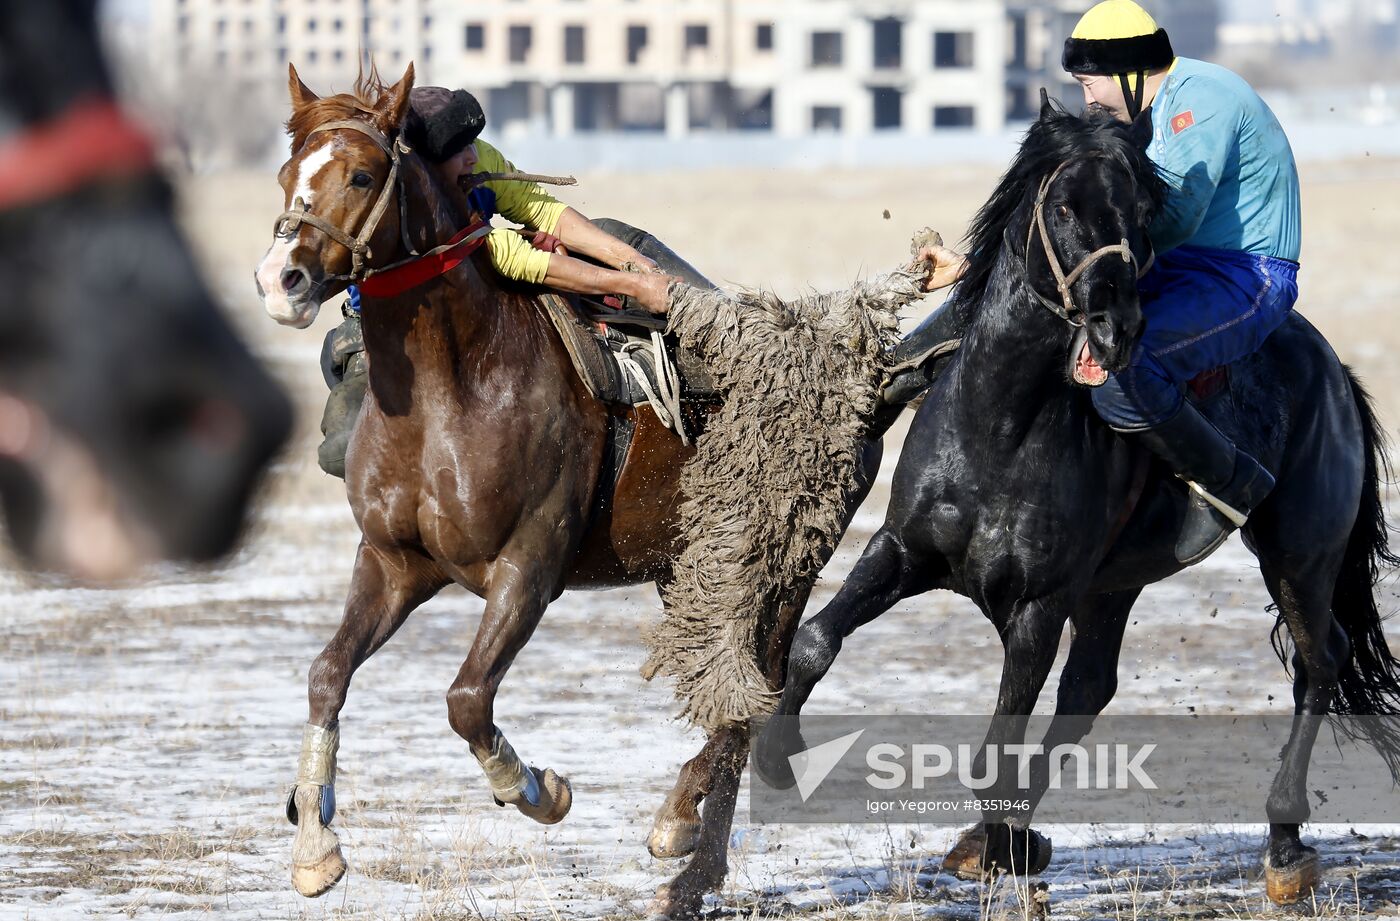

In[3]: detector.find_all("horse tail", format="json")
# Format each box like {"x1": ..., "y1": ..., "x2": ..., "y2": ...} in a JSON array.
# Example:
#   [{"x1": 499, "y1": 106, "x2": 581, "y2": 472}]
[{"x1": 1327, "y1": 367, "x2": 1400, "y2": 779}]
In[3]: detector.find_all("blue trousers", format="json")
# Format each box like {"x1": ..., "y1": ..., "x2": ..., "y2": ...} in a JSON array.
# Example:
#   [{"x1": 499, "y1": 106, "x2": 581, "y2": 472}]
[{"x1": 1092, "y1": 245, "x2": 1299, "y2": 431}]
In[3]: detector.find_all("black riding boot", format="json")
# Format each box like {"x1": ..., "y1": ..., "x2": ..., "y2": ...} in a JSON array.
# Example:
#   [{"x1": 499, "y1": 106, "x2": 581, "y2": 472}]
[
  {"x1": 317, "y1": 313, "x2": 369, "y2": 479},
  {"x1": 865, "y1": 301, "x2": 972, "y2": 439},
  {"x1": 881, "y1": 301, "x2": 969, "y2": 405},
  {"x1": 1129, "y1": 402, "x2": 1275, "y2": 565}
]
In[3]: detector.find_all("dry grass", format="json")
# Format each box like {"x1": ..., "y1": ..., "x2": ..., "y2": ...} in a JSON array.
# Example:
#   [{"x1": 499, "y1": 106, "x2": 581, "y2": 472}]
[{"x1": 3, "y1": 164, "x2": 1399, "y2": 920}]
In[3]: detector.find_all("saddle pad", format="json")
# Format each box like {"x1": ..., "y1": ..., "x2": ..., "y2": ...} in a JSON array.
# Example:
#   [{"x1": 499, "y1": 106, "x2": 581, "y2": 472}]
[
  {"x1": 536, "y1": 292, "x2": 623, "y2": 402},
  {"x1": 536, "y1": 292, "x2": 717, "y2": 406}
]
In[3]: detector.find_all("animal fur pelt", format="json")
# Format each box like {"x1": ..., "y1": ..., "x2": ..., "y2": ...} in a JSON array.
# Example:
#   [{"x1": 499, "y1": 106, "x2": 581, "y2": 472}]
[{"x1": 643, "y1": 264, "x2": 927, "y2": 730}]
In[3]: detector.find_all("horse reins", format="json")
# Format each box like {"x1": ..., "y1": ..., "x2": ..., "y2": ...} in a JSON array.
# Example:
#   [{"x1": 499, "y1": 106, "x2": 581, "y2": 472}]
[
  {"x1": 1025, "y1": 158, "x2": 1154, "y2": 326},
  {"x1": 275, "y1": 116, "x2": 498, "y2": 295},
  {"x1": 272, "y1": 118, "x2": 413, "y2": 284}
]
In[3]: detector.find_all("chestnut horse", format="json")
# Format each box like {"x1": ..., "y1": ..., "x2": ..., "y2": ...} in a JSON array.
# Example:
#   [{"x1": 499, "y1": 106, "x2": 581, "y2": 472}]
[
  {"x1": 0, "y1": 0, "x2": 291, "y2": 578},
  {"x1": 255, "y1": 64, "x2": 881, "y2": 916}
]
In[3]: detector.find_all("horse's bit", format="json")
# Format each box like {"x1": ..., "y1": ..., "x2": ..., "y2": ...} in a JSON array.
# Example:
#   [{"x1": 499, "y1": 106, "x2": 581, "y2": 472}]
[
  {"x1": 1025, "y1": 158, "x2": 1155, "y2": 326},
  {"x1": 273, "y1": 118, "x2": 418, "y2": 284}
]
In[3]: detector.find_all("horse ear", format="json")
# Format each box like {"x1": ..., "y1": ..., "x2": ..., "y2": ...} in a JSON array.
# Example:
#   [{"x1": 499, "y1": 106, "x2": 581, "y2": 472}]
[
  {"x1": 1129, "y1": 106, "x2": 1154, "y2": 150},
  {"x1": 288, "y1": 63, "x2": 318, "y2": 110},
  {"x1": 1039, "y1": 87, "x2": 1053, "y2": 120},
  {"x1": 376, "y1": 63, "x2": 416, "y2": 135}
]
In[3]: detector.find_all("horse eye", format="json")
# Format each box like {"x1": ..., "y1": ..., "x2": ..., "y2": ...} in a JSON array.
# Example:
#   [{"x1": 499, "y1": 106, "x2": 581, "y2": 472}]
[
  {"x1": 1056, "y1": 204, "x2": 1071, "y2": 219},
  {"x1": 350, "y1": 171, "x2": 374, "y2": 189}
]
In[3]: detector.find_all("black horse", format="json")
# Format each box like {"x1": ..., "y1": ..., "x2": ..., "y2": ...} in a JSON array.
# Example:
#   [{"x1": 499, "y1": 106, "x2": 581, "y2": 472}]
[
  {"x1": 0, "y1": 1, "x2": 291, "y2": 578},
  {"x1": 757, "y1": 98, "x2": 1400, "y2": 904}
]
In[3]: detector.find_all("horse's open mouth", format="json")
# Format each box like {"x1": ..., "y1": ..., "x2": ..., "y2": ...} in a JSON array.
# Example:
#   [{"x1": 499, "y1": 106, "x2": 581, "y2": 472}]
[{"x1": 1072, "y1": 335, "x2": 1109, "y2": 388}]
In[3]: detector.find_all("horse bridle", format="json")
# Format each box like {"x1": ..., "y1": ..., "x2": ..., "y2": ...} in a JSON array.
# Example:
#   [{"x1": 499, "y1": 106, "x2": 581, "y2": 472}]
[
  {"x1": 272, "y1": 118, "x2": 419, "y2": 284},
  {"x1": 1025, "y1": 158, "x2": 1155, "y2": 326}
]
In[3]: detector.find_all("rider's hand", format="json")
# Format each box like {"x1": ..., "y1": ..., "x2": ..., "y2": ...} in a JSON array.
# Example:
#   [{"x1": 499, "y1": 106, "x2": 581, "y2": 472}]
[
  {"x1": 916, "y1": 244, "x2": 968, "y2": 292},
  {"x1": 634, "y1": 273, "x2": 680, "y2": 314},
  {"x1": 621, "y1": 252, "x2": 661, "y2": 274}
]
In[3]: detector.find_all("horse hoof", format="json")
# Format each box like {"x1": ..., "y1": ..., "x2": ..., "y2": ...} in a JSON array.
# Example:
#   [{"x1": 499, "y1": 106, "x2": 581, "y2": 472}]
[
  {"x1": 648, "y1": 814, "x2": 701, "y2": 859},
  {"x1": 291, "y1": 845, "x2": 346, "y2": 898},
  {"x1": 942, "y1": 825, "x2": 1052, "y2": 880},
  {"x1": 1264, "y1": 851, "x2": 1319, "y2": 905},
  {"x1": 647, "y1": 881, "x2": 705, "y2": 920},
  {"x1": 942, "y1": 825, "x2": 988, "y2": 880},
  {"x1": 514, "y1": 767, "x2": 572, "y2": 825},
  {"x1": 752, "y1": 725, "x2": 800, "y2": 790}
]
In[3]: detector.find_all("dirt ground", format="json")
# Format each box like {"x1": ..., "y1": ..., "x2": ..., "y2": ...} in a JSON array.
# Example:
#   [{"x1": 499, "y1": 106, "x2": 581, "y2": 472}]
[{"x1": 2, "y1": 160, "x2": 1399, "y2": 920}]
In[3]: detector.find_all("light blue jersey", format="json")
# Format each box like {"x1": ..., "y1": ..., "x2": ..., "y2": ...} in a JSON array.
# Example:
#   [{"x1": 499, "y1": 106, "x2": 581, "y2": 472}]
[{"x1": 1146, "y1": 57, "x2": 1301, "y2": 261}]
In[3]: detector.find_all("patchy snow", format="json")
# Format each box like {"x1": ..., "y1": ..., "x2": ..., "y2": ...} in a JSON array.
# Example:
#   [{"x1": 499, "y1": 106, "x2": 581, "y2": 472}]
[{"x1": 1, "y1": 444, "x2": 1397, "y2": 920}]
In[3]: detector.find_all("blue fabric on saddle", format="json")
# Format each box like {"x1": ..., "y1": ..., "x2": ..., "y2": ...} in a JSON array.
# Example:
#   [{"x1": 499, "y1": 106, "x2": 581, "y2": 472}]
[{"x1": 1091, "y1": 243, "x2": 1298, "y2": 431}]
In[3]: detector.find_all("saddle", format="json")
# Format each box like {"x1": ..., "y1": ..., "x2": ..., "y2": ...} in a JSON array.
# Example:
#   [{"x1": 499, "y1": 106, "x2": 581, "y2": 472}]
[{"x1": 534, "y1": 291, "x2": 718, "y2": 442}]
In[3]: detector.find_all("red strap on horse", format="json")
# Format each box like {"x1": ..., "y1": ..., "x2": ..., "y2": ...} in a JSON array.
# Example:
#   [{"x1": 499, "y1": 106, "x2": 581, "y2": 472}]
[
  {"x1": 357, "y1": 220, "x2": 492, "y2": 298},
  {"x1": 0, "y1": 97, "x2": 155, "y2": 211}
]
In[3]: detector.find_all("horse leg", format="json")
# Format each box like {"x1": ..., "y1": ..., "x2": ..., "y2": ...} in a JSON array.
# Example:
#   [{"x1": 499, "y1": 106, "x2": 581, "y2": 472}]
[
  {"x1": 648, "y1": 575, "x2": 811, "y2": 860},
  {"x1": 650, "y1": 725, "x2": 747, "y2": 919},
  {"x1": 649, "y1": 437, "x2": 883, "y2": 883},
  {"x1": 943, "y1": 590, "x2": 1138, "y2": 879},
  {"x1": 954, "y1": 596, "x2": 1070, "y2": 880},
  {"x1": 648, "y1": 732, "x2": 724, "y2": 859},
  {"x1": 289, "y1": 542, "x2": 446, "y2": 897},
  {"x1": 1255, "y1": 555, "x2": 1346, "y2": 904},
  {"x1": 754, "y1": 528, "x2": 940, "y2": 786},
  {"x1": 445, "y1": 557, "x2": 572, "y2": 824}
]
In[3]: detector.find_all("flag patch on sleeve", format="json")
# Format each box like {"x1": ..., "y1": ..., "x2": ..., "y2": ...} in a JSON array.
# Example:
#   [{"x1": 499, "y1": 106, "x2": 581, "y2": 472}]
[{"x1": 1171, "y1": 111, "x2": 1195, "y2": 134}]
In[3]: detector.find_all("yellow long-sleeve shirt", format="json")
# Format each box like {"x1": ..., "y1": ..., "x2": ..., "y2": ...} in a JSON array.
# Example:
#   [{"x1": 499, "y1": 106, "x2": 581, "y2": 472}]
[{"x1": 472, "y1": 139, "x2": 568, "y2": 285}]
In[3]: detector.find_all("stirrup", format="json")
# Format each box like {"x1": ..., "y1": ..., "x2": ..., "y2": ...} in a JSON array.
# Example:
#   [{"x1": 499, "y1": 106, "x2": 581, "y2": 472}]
[{"x1": 1186, "y1": 480, "x2": 1249, "y2": 528}]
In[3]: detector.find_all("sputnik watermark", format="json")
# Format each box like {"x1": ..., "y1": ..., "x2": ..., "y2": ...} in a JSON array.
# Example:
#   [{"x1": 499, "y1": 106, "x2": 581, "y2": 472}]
[
  {"x1": 863, "y1": 741, "x2": 1156, "y2": 790},
  {"x1": 789, "y1": 734, "x2": 1156, "y2": 802},
  {"x1": 751, "y1": 714, "x2": 1400, "y2": 825}
]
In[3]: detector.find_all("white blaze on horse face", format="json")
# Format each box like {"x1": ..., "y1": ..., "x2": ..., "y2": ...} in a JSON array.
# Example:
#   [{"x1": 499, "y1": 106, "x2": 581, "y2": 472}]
[{"x1": 257, "y1": 141, "x2": 338, "y2": 327}]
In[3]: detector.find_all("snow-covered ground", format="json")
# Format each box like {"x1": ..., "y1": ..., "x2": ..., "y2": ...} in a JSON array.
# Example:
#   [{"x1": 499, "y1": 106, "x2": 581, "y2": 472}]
[
  {"x1": 2, "y1": 454, "x2": 1397, "y2": 919},
  {"x1": 4, "y1": 161, "x2": 1400, "y2": 919}
]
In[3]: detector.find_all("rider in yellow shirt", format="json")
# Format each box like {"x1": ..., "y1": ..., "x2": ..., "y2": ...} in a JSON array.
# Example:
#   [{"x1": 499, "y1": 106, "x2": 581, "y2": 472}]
[
  {"x1": 411, "y1": 87, "x2": 674, "y2": 306},
  {"x1": 316, "y1": 87, "x2": 700, "y2": 478}
]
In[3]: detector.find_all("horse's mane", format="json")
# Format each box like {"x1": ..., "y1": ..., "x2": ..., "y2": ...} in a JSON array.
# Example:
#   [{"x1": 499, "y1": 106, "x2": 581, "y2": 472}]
[
  {"x1": 284, "y1": 65, "x2": 394, "y2": 151},
  {"x1": 950, "y1": 100, "x2": 1166, "y2": 311}
]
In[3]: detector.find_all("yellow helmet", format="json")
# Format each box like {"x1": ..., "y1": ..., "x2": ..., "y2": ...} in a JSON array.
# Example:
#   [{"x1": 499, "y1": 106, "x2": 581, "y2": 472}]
[{"x1": 1063, "y1": 0, "x2": 1174, "y2": 77}]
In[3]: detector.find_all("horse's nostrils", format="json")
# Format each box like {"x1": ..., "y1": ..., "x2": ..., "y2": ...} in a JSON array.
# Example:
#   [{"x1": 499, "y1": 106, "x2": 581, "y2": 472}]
[{"x1": 281, "y1": 267, "x2": 310, "y2": 294}]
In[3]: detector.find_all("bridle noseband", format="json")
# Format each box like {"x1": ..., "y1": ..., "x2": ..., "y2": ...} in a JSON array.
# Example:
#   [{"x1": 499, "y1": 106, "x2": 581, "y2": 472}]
[
  {"x1": 273, "y1": 118, "x2": 418, "y2": 284},
  {"x1": 1025, "y1": 158, "x2": 1155, "y2": 326}
]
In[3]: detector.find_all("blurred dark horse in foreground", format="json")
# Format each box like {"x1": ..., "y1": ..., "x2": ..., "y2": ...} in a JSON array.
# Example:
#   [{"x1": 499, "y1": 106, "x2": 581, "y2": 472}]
[
  {"x1": 758, "y1": 100, "x2": 1400, "y2": 905},
  {"x1": 0, "y1": 1, "x2": 291, "y2": 578}
]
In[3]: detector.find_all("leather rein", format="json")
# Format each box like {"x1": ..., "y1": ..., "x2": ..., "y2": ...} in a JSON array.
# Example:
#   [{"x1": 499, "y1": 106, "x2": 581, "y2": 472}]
[
  {"x1": 1025, "y1": 158, "x2": 1155, "y2": 326},
  {"x1": 272, "y1": 117, "x2": 489, "y2": 292}
]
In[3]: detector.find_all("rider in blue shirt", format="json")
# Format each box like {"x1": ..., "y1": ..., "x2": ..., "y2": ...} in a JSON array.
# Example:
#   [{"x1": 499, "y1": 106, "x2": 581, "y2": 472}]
[
  {"x1": 895, "y1": 0, "x2": 1300, "y2": 565},
  {"x1": 1064, "y1": 0, "x2": 1298, "y2": 564}
]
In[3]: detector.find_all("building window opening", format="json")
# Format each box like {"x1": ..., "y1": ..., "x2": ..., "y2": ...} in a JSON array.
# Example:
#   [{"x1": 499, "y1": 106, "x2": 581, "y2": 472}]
[
  {"x1": 934, "y1": 31, "x2": 974, "y2": 68},
  {"x1": 810, "y1": 31, "x2": 842, "y2": 67}
]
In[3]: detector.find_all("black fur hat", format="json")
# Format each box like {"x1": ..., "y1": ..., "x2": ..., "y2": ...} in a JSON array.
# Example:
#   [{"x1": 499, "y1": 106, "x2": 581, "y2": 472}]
[
  {"x1": 1062, "y1": 29, "x2": 1174, "y2": 76},
  {"x1": 407, "y1": 86, "x2": 486, "y2": 163}
]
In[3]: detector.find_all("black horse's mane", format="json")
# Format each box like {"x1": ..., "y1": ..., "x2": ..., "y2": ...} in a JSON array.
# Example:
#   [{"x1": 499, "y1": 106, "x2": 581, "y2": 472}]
[{"x1": 950, "y1": 99, "x2": 1166, "y2": 311}]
